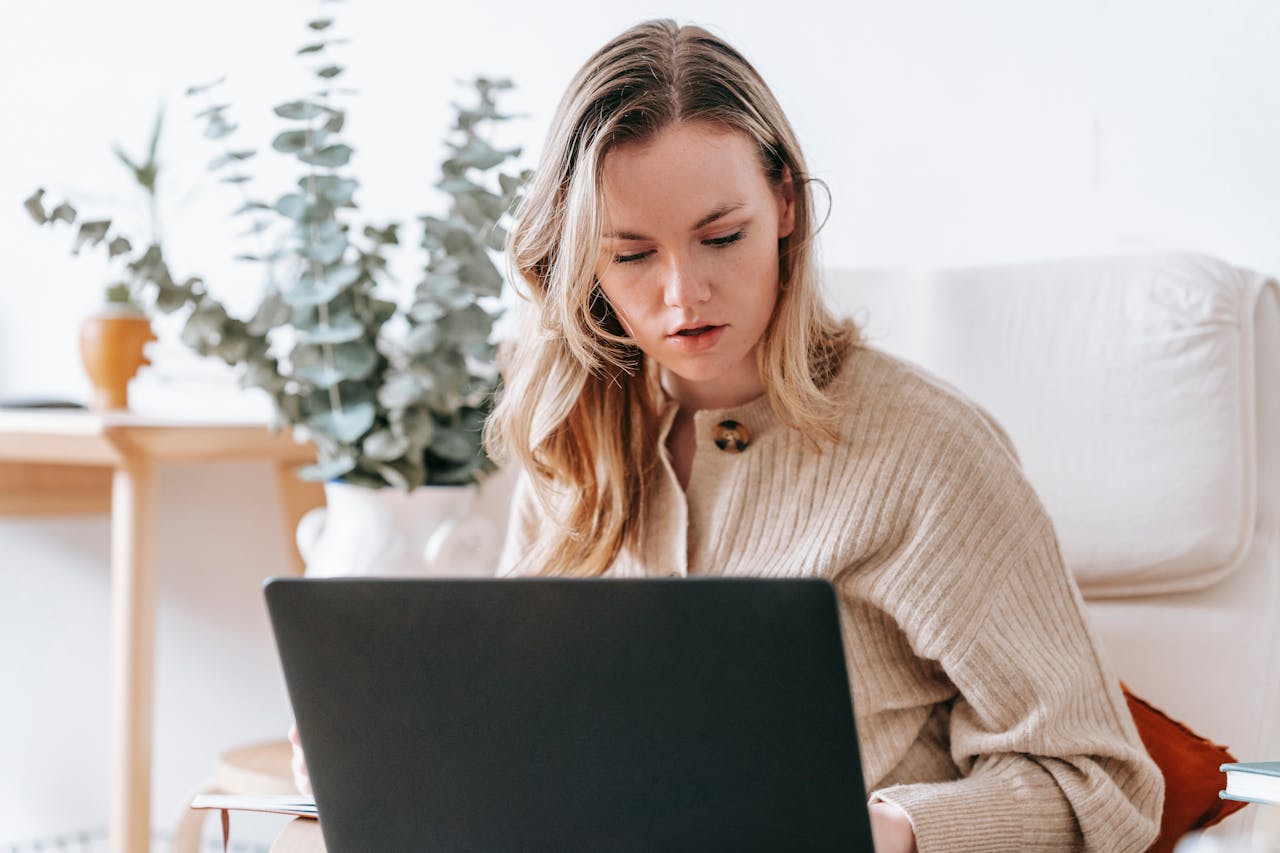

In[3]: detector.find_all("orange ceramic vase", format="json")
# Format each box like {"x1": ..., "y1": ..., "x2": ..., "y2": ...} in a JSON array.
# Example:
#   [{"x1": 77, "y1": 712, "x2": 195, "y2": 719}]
[{"x1": 79, "y1": 309, "x2": 157, "y2": 410}]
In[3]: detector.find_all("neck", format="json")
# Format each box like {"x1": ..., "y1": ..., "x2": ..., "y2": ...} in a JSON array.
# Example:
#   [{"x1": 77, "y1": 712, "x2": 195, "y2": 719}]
[{"x1": 661, "y1": 358, "x2": 766, "y2": 412}]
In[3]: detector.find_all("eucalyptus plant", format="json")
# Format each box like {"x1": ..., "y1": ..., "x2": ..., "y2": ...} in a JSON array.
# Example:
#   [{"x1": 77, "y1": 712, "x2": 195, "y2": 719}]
[
  {"x1": 24, "y1": 6, "x2": 529, "y2": 491},
  {"x1": 23, "y1": 105, "x2": 167, "y2": 312}
]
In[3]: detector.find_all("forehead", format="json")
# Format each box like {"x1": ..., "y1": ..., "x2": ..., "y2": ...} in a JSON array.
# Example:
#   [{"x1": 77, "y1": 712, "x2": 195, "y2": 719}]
[{"x1": 599, "y1": 123, "x2": 768, "y2": 226}]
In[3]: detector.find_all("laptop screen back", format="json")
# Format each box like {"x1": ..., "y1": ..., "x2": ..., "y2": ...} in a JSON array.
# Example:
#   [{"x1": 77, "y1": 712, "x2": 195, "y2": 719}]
[{"x1": 265, "y1": 576, "x2": 873, "y2": 853}]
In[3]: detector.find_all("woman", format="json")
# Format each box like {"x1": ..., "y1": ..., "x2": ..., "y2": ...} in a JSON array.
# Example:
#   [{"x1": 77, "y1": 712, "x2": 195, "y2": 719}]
[{"x1": 483, "y1": 17, "x2": 1163, "y2": 853}]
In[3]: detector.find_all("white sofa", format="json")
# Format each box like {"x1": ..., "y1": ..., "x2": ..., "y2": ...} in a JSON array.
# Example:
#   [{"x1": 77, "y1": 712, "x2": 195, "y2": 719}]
[{"x1": 824, "y1": 252, "x2": 1279, "y2": 840}]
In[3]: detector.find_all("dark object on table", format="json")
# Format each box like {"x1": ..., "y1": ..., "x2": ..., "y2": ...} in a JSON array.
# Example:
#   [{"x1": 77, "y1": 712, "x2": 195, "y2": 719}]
[{"x1": 0, "y1": 395, "x2": 88, "y2": 410}]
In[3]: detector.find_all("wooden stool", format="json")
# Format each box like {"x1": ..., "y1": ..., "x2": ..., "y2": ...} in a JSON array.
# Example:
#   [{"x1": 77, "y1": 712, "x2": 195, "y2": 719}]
[{"x1": 173, "y1": 739, "x2": 297, "y2": 852}]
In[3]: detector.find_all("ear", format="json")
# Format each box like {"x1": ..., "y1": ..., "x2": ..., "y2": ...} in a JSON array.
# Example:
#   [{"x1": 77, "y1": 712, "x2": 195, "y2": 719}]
[{"x1": 776, "y1": 164, "x2": 796, "y2": 240}]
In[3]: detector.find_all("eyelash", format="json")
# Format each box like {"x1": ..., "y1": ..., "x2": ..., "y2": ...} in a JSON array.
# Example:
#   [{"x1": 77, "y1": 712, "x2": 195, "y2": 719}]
[{"x1": 612, "y1": 230, "x2": 747, "y2": 265}]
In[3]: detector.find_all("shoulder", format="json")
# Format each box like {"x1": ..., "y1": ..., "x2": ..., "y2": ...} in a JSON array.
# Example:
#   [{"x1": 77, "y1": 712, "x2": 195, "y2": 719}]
[{"x1": 825, "y1": 344, "x2": 1024, "y2": 475}]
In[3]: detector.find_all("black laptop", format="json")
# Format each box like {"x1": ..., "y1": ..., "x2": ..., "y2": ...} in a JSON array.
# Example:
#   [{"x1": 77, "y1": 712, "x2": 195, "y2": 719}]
[{"x1": 264, "y1": 577, "x2": 874, "y2": 852}]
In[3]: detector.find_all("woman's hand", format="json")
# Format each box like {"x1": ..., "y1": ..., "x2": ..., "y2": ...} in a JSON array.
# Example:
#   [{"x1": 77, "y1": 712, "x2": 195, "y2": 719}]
[
  {"x1": 288, "y1": 721, "x2": 312, "y2": 796},
  {"x1": 869, "y1": 800, "x2": 918, "y2": 853}
]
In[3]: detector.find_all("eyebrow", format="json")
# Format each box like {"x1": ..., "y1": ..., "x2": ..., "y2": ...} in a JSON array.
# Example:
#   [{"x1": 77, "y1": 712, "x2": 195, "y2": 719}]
[{"x1": 604, "y1": 201, "x2": 746, "y2": 241}]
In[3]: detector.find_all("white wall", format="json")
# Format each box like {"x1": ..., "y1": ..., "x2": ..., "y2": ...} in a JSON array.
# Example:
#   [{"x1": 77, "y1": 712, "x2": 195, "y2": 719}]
[{"x1": 2, "y1": 0, "x2": 1277, "y2": 846}]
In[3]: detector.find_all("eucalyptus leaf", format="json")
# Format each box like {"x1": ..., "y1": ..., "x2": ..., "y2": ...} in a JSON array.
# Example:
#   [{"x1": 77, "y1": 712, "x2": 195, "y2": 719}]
[
  {"x1": 297, "y1": 42, "x2": 326, "y2": 55},
  {"x1": 298, "y1": 453, "x2": 358, "y2": 482},
  {"x1": 292, "y1": 340, "x2": 379, "y2": 387},
  {"x1": 71, "y1": 219, "x2": 111, "y2": 254},
  {"x1": 297, "y1": 314, "x2": 365, "y2": 345},
  {"x1": 272, "y1": 128, "x2": 328, "y2": 153},
  {"x1": 428, "y1": 458, "x2": 483, "y2": 486},
  {"x1": 306, "y1": 175, "x2": 358, "y2": 205},
  {"x1": 483, "y1": 223, "x2": 507, "y2": 252},
  {"x1": 394, "y1": 406, "x2": 435, "y2": 445},
  {"x1": 409, "y1": 299, "x2": 446, "y2": 323},
  {"x1": 22, "y1": 189, "x2": 47, "y2": 224},
  {"x1": 293, "y1": 361, "x2": 347, "y2": 389},
  {"x1": 374, "y1": 462, "x2": 412, "y2": 492},
  {"x1": 436, "y1": 176, "x2": 484, "y2": 196},
  {"x1": 323, "y1": 111, "x2": 345, "y2": 134},
  {"x1": 316, "y1": 66, "x2": 343, "y2": 80},
  {"x1": 240, "y1": 359, "x2": 288, "y2": 394},
  {"x1": 308, "y1": 17, "x2": 333, "y2": 30},
  {"x1": 299, "y1": 144, "x2": 352, "y2": 168},
  {"x1": 233, "y1": 200, "x2": 271, "y2": 216},
  {"x1": 449, "y1": 139, "x2": 514, "y2": 171},
  {"x1": 338, "y1": 468, "x2": 392, "y2": 489},
  {"x1": 296, "y1": 217, "x2": 343, "y2": 245},
  {"x1": 473, "y1": 190, "x2": 507, "y2": 221},
  {"x1": 215, "y1": 332, "x2": 253, "y2": 364},
  {"x1": 301, "y1": 232, "x2": 348, "y2": 264},
  {"x1": 107, "y1": 236, "x2": 132, "y2": 258},
  {"x1": 204, "y1": 120, "x2": 238, "y2": 140},
  {"x1": 185, "y1": 76, "x2": 227, "y2": 97},
  {"x1": 439, "y1": 302, "x2": 493, "y2": 344},
  {"x1": 497, "y1": 173, "x2": 525, "y2": 197},
  {"x1": 194, "y1": 103, "x2": 230, "y2": 120},
  {"x1": 274, "y1": 101, "x2": 325, "y2": 120},
  {"x1": 376, "y1": 373, "x2": 425, "y2": 409},
  {"x1": 363, "y1": 429, "x2": 411, "y2": 462},
  {"x1": 307, "y1": 400, "x2": 375, "y2": 444},
  {"x1": 452, "y1": 193, "x2": 488, "y2": 229},
  {"x1": 208, "y1": 149, "x2": 256, "y2": 170},
  {"x1": 247, "y1": 291, "x2": 292, "y2": 335},
  {"x1": 429, "y1": 426, "x2": 477, "y2": 463},
  {"x1": 105, "y1": 282, "x2": 133, "y2": 305},
  {"x1": 363, "y1": 223, "x2": 397, "y2": 245},
  {"x1": 281, "y1": 263, "x2": 358, "y2": 307},
  {"x1": 274, "y1": 192, "x2": 308, "y2": 221},
  {"x1": 403, "y1": 322, "x2": 440, "y2": 352},
  {"x1": 458, "y1": 252, "x2": 503, "y2": 296}
]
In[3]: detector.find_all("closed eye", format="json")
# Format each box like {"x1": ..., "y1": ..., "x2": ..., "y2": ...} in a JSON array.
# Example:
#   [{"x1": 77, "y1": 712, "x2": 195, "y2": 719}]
[{"x1": 612, "y1": 230, "x2": 748, "y2": 265}]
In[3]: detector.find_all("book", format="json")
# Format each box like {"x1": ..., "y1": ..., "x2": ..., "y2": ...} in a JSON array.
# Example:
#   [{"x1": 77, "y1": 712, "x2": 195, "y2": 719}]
[
  {"x1": 190, "y1": 792, "x2": 318, "y2": 818},
  {"x1": 1220, "y1": 761, "x2": 1280, "y2": 806}
]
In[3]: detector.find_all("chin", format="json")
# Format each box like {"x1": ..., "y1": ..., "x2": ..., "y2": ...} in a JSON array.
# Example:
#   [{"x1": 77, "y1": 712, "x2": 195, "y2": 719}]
[{"x1": 661, "y1": 357, "x2": 737, "y2": 384}]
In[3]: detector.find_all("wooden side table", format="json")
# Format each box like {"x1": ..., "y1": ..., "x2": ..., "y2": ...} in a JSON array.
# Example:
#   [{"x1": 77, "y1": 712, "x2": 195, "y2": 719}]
[{"x1": 0, "y1": 411, "x2": 324, "y2": 853}]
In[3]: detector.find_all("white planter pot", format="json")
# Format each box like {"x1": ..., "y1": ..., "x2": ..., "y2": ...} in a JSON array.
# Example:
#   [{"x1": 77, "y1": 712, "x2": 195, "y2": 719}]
[{"x1": 296, "y1": 481, "x2": 500, "y2": 578}]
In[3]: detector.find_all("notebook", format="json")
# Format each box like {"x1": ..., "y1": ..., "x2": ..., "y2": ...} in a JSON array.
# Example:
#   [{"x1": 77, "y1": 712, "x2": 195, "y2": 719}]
[{"x1": 264, "y1": 576, "x2": 875, "y2": 852}]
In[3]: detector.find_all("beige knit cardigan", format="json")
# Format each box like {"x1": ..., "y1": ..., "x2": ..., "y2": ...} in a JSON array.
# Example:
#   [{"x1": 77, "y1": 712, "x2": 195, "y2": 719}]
[{"x1": 498, "y1": 343, "x2": 1164, "y2": 853}]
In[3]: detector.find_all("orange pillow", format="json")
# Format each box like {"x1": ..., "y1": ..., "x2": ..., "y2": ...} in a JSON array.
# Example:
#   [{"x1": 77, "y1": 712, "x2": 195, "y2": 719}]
[{"x1": 1120, "y1": 682, "x2": 1247, "y2": 853}]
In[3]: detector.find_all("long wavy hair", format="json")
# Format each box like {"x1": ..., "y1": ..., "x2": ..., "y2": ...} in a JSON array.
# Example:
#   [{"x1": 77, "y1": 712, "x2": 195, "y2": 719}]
[{"x1": 484, "y1": 18, "x2": 861, "y2": 577}]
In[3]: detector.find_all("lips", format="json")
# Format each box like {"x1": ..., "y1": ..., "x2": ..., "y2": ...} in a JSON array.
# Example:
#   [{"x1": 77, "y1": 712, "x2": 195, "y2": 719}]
[
  {"x1": 666, "y1": 323, "x2": 726, "y2": 352},
  {"x1": 668, "y1": 323, "x2": 724, "y2": 337}
]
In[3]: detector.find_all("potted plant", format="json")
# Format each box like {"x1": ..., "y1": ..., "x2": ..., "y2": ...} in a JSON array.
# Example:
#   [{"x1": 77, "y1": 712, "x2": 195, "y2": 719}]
[
  {"x1": 24, "y1": 5, "x2": 530, "y2": 576},
  {"x1": 25, "y1": 107, "x2": 169, "y2": 410}
]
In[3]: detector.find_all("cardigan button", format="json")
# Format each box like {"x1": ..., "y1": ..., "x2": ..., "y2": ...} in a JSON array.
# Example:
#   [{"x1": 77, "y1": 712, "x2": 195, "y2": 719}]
[{"x1": 713, "y1": 420, "x2": 750, "y2": 453}]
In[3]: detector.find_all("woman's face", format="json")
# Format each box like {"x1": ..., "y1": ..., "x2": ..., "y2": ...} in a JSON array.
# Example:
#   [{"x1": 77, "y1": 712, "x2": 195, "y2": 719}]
[{"x1": 594, "y1": 121, "x2": 795, "y2": 402}]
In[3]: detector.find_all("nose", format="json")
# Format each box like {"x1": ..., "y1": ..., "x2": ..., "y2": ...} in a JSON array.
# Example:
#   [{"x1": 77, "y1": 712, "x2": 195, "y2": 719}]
[{"x1": 661, "y1": 254, "x2": 710, "y2": 308}]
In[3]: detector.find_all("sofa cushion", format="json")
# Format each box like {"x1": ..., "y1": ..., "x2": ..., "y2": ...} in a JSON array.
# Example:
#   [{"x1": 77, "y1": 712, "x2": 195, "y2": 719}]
[{"x1": 827, "y1": 253, "x2": 1276, "y2": 597}]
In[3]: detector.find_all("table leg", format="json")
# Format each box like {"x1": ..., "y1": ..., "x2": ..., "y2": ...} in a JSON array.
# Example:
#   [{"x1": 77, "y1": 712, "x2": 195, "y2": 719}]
[
  {"x1": 107, "y1": 455, "x2": 158, "y2": 853},
  {"x1": 274, "y1": 462, "x2": 326, "y2": 576}
]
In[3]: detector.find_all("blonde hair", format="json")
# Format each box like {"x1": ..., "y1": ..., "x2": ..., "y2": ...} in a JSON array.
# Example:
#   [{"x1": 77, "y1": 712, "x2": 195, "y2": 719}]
[{"x1": 484, "y1": 18, "x2": 860, "y2": 577}]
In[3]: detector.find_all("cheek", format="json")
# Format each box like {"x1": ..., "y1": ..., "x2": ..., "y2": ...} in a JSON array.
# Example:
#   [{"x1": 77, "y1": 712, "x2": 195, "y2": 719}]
[
  {"x1": 597, "y1": 279, "x2": 644, "y2": 337},
  {"x1": 730, "y1": 242, "x2": 782, "y2": 315}
]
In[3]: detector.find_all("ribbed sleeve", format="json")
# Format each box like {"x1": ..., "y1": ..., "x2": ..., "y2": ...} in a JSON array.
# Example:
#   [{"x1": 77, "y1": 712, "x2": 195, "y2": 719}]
[{"x1": 497, "y1": 344, "x2": 1164, "y2": 851}]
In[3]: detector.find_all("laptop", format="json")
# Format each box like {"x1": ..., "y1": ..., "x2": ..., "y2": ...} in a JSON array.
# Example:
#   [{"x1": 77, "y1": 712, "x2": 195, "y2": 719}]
[{"x1": 264, "y1": 576, "x2": 875, "y2": 852}]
